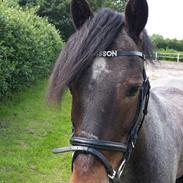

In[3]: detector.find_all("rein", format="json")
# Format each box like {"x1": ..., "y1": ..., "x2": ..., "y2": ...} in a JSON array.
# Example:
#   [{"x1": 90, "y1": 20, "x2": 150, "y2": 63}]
[{"x1": 52, "y1": 51, "x2": 151, "y2": 183}]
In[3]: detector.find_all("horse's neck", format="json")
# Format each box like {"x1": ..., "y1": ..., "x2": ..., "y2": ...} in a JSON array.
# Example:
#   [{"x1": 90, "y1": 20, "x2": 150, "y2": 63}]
[{"x1": 121, "y1": 85, "x2": 183, "y2": 182}]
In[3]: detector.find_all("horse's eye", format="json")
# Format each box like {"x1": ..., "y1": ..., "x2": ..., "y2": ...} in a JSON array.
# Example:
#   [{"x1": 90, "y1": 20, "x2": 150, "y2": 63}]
[{"x1": 126, "y1": 86, "x2": 139, "y2": 97}]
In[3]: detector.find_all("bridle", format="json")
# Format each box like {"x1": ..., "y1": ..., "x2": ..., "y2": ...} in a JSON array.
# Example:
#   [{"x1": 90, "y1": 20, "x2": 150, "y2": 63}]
[
  {"x1": 52, "y1": 50, "x2": 151, "y2": 183},
  {"x1": 52, "y1": 51, "x2": 150, "y2": 182}
]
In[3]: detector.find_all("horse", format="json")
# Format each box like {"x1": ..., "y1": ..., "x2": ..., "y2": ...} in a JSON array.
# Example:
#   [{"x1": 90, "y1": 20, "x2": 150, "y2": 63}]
[{"x1": 47, "y1": 0, "x2": 183, "y2": 182}]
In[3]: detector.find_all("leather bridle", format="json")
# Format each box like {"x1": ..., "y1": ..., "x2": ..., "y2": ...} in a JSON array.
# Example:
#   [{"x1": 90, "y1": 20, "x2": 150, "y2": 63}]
[{"x1": 52, "y1": 51, "x2": 151, "y2": 183}]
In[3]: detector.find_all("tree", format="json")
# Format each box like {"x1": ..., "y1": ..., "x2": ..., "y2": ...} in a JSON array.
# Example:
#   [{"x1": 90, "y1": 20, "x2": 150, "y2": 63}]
[
  {"x1": 89, "y1": 0, "x2": 127, "y2": 11},
  {"x1": 151, "y1": 34, "x2": 183, "y2": 52},
  {"x1": 151, "y1": 34, "x2": 166, "y2": 50},
  {"x1": 18, "y1": 0, "x2": 127, "y2": 40},
  {"x1": 37, "y1": 0, "x2": 72, "y2": 41}
]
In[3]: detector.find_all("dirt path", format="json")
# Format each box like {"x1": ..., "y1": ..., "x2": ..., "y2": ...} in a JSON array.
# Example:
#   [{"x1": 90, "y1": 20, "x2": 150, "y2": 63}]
[{"x1": 146, "y1": 61, "x2": 183, "y2": 81}]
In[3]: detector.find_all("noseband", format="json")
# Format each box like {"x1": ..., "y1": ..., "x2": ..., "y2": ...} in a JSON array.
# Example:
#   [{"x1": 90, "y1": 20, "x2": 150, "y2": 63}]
[{"x1": 52, "y1": 51, "x2": 151, "y2": 183}]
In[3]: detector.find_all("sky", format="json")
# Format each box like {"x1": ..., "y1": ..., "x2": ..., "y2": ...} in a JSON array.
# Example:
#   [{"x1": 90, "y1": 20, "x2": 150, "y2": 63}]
[{"x1": 146, "y1": 0, "x2": 183, "y2": 40}]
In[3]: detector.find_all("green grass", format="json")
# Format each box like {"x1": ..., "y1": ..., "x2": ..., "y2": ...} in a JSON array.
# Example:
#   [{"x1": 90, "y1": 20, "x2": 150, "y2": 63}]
[{"x1": 0, "y1": 80, "x2": 72, "y2": 183}]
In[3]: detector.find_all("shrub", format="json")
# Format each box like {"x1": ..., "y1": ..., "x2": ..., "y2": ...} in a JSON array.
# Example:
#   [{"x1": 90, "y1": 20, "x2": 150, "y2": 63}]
[{"x1": 0, "y1": 2, "x2": 63, "y2": 100}]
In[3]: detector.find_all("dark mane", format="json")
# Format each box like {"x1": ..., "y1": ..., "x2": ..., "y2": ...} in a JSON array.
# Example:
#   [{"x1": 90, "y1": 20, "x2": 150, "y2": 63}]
[{"x1": 47, "y1": 8, "x2": 154, "y2": 105}]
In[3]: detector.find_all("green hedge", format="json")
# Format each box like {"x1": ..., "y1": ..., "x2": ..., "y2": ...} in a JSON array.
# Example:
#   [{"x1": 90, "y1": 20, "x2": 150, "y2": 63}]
[{"x1": 0, "y1": 2, "x2": 63, "y2": 100}]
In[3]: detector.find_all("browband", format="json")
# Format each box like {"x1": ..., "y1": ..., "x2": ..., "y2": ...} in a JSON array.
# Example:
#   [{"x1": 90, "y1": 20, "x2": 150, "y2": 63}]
[
  {"x1": 117, "y1": 51, "x2": 146, "y2": 60},
  {"x1": 98, "y1": 50, "x2": 146, "y2": 60}
]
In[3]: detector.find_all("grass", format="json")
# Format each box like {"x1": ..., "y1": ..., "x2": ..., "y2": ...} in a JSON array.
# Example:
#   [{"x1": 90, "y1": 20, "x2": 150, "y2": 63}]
[{"x1": 0, "y1": 80, "x2": 72, "y2": 183}]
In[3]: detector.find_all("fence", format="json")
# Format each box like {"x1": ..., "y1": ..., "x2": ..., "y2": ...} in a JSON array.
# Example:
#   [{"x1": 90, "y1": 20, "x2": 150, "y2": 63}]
[{"x1": 155, "y1": 52, "x2": 183, "y2": 62}]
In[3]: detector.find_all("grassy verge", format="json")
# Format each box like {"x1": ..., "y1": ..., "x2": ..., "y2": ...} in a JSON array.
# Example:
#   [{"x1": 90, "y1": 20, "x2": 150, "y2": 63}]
[{"x1": 0, "y1": 80, "x2": 72, "y2": 183}]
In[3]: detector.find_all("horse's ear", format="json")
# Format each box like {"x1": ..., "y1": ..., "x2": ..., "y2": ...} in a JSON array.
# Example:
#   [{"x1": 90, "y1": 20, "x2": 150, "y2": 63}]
[
  {"x1": 71, "y1": 0, "x2": 93, "y2": 29},
  {"x1": 125, "y1": 0, "x2": 148, "y2": 38}
]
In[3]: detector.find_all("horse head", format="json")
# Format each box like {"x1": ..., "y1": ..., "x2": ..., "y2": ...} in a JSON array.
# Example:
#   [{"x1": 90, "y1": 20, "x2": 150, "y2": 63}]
[{"x1": 48, "y1": 0, "x2": 153, "y2": 182}]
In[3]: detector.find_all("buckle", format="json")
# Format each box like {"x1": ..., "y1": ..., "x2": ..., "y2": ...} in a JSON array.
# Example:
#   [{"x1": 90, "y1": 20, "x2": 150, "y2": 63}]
[{"x1": 108, "y1": 170, "x2": 116, "y2": 180}]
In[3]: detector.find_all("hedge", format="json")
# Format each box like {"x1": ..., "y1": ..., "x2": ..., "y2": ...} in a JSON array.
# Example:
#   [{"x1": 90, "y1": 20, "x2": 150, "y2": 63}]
[{"x1": 0, "y1": 2, "x2": 63, "y2": 100}]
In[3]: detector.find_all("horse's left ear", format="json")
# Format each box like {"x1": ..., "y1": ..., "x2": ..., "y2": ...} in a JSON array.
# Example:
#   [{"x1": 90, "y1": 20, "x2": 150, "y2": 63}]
[
  {"x1": 71, "y1": 0, "x2": 93, "y2": 29},
  {"x1": 125, "y1": 0, "x2": 148, "y2": 38}
]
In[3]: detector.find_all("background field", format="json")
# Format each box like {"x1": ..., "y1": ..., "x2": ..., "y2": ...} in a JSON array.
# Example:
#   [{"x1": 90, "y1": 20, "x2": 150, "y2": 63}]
[
  {"x1": 0, "y1": 81, "x2": 72, "y2": 183},
  {"x1": 147, "y1": 61, "x2": 183, "y2": 80}
]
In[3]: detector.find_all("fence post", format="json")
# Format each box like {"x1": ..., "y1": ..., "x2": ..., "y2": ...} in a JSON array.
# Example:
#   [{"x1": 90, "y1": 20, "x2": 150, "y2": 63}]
[
  {"x1": 177, "y1": 53, "x2": 180, "y2": 62},
  {"x1": 155, "y1": 52, "x2": 158, "y2": 60}
]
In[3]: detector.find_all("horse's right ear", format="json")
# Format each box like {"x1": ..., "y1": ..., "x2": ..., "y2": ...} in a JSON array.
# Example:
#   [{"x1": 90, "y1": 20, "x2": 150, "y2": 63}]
[
  {"x1": 71, "y1": 0, "x2": 93, "y2": 29},
  {"x1": 125, "y1": 0, "x2": 148, "y2": 38}
]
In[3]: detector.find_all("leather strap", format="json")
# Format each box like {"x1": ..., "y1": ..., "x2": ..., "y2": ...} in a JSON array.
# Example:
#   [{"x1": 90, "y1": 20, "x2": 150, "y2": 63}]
[
  {"x1": 117, "y1": 51, "x2": 146, "y2": 60},
  {"x1": 98, "y1": 50, "x2": 145, "y2": 60},
  {"x1": 52, "y1": 146, "x2": 115, "y2": 177},
  {"x1": 71, "y1": 137, "x2": 127, "y2": 152}
]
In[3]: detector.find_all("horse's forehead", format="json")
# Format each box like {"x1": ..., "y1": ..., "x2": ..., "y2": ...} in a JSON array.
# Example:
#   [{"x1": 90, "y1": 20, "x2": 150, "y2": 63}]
[
  {"x1": 91, "y1": 57, "x2": 111, "y2": 81},
  {"x1": 91, "y1": 57, "x2": 134, "y2": 84},
  {"x1": 90, "y1": 56, "x2": 143, "y2": 87}
]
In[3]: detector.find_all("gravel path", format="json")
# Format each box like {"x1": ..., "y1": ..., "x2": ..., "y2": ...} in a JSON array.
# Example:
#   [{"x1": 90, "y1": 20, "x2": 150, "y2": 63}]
[{"x1": 146, "y1": 61, "x2": 183, "y2": 81}]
